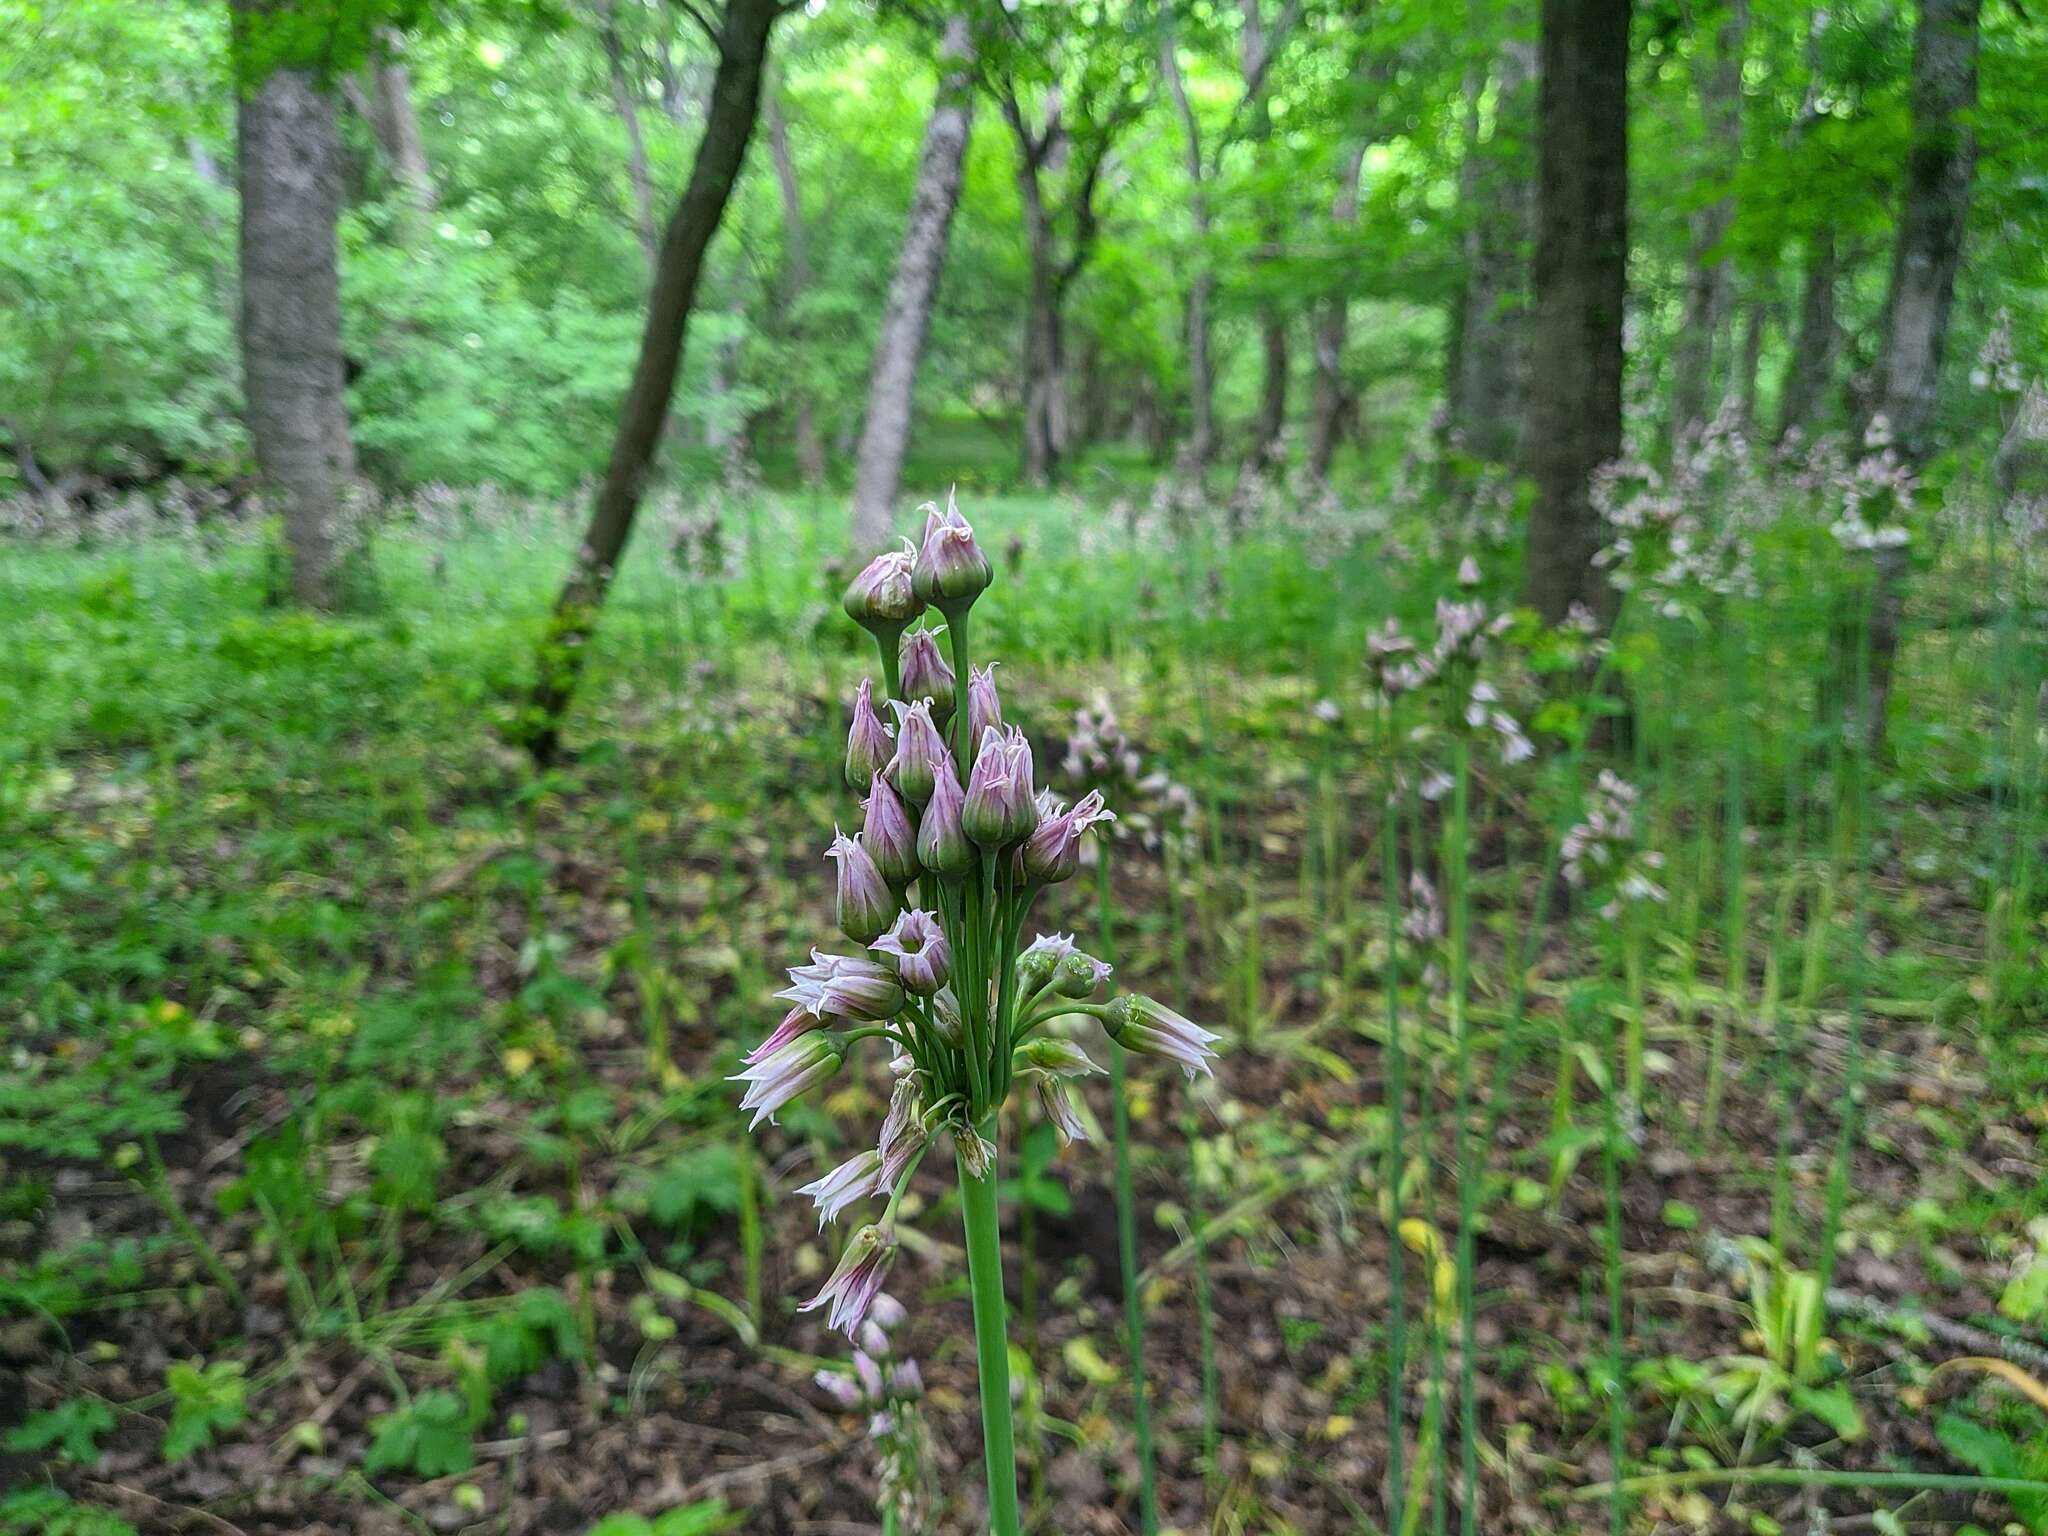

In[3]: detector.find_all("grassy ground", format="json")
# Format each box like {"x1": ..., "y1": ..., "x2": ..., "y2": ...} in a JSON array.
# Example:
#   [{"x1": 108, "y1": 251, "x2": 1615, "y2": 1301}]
[{"x1": 2, "y1": 476, "x2": 2045, "y2": 1535}]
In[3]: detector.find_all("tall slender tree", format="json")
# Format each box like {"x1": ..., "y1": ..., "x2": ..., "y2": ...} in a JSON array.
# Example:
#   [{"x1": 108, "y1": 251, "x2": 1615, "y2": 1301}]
[
  {"x1": 1667, "y1": 0, "x2": 1747, "y2": 447},
  {"x1": 1522, "y1": 0, "x2": 1630, "y2": 624},
  {"x1": 765, "y1": 73, "x2": 826, "y2": 486},
  {"x1": 850, "y1": 14, "x2": 977, "y2": 546},
  {"x1": 526, "y1": 0, "x2": 783, "y2": 761}
]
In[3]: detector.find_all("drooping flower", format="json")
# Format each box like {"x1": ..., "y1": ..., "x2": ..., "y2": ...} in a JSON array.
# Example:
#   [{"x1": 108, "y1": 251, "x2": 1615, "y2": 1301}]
[
  {"x1": 871, "y1": 909, "x2": 952, "y2": 996},
  {"x1": 798, "y1": 1149, "x2": 884, "y2": 1228},
  {"x1": 1107, "y1": 995, "x2": 1221, "y2": 1079},
  {"x1": 843, "y1": 543, "x2": 922, "y2": 633},
  {"x1": 962, "y1": 725, "x2": 1038, "y2": 848},
  {"x1": 1013, "y1": 1036, "x2": 1102, "y2": 1078},
  {"x1": 731, "y1": 1035, "x2": 842, "y2": 1129},
  {"x1": 967, "y1": 663, "x2": 1004, "y2": 746},
  {"x1": 876, "y1": 1076, "x2": 929, "y2": 1187},
  {"x1": 748, "y1": 1002, "x2": 828, "y2": 1065},
  {"x1": 802, "y1": 1224, "x2": 896, "y2": 1335},
  {"x1": 828, "y1": 827, "x2": 897, "y2": 945},
  {"x1": 899, "y1": 628, "x2": 955, "y2": 721},
  {"x1": 1035, "y1": 1077, "x2": 1090, "y2": 1145},
  {"x1": 914, "y1": 752, "x2": 972, "y2": 876},
  {"x1": 885, "y1": 699, "x2": 948, "y2": 806},
  {"x1": 954, "y1": 1125, "x2": 997, "y2": 1180},
  {"x1": 862, "y1": 777, "x2": 921, "y2": 887},
  {"x1": 911, "y1": 490, "x2": 993, "y2": 610},
  {"x1": 1021, "y1": 787, "x2": 1116, "y2": 883},
  {"x1": 846, "y1": 679, "x2": 893, "y2": 792}
]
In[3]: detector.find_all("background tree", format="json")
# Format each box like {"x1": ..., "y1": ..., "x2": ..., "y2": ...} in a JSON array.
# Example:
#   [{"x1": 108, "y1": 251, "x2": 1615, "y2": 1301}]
[{"x1": 1522, "y1": 0, "x2": 1630, "y2": 624}]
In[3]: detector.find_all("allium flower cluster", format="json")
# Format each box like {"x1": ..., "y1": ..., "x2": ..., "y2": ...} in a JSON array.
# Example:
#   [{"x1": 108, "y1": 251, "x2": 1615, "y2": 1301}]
[
  {"x1": 816, "y1": 1293, "x2": 934, "y2": 1529},
  {"x1": 1829, "y1": 418, "x2": 1918, "y2": 552},
  {"x1": 1371, "y1": 557, "x2": 1533, "y2": 774},
  {"x1": 735, "y1": 493, "x2": 1219, "y2": 1339},
  {"x1": 1561, "y1": 771, "x2": 1667, "y2": 919},
  {"x1": 1062, "y1": 695, "x2": 1200, "y2": 859},
  {"x1": 1592, "y1": 455, "x2": 1757, "y2": 615}
]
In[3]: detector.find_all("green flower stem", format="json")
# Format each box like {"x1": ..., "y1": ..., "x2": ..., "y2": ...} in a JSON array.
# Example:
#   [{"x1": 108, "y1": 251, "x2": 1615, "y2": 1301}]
[
  {"x1": 1100, "y1": 849, "x2": 1158, "y2": 1535},
  {"x1": 1380, "y1": 713, "x2": 1408, "y2": 1533},
  {"x1": 1446, "y1": 732, "x2": 1479, "y2": 1536},
  {"x1": 958, "y1": 1131, "x2": 1022, "y2": 1536}
]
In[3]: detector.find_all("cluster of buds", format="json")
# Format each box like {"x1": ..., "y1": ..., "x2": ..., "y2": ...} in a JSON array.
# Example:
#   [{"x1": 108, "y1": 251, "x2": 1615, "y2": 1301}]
[
  {"x1": 1367, "y1": 558, "x2": 1532, "y2": 775},
  {"x1": 1973, "y1": 310, "x2": 2024, "y2": 399},
  {"x1": 1062, "y1": 695, "x2": 1200, "y2": 859},
  {"x1": 1592, "y1": 456, "x2": 1757, "y2": 615},
  {"x1": 816, "y1": 1293, "x2": 934, "y2": 1528},
  {"x1": 1561, "y1": 771, "x2": 1667, "y2": 919},
  {"x1": 734, "y1": 492, "x2": 1219, "y2": 1337},
  {"x1": 1829, "y1": 417, "x2": 1918, "y2": 553}
]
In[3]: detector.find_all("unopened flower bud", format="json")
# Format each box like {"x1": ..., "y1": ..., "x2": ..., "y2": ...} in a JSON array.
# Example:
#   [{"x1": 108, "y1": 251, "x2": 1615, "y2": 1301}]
[
  {"x1": 843, "y1": 543, "x2": 922, "y2": 634},
  {"x1": 1037, "y1": 1076, "x2": 1090, "y2": 1145},
  {"x1": 1022, "y1": 787, "x2": 1117, "y2": 883},
  {"x1": 1015, "y1": 932, "x2": 1076, "y2": 994},
  {"x1": 898, "y1": 629, "x2": 955, "y2": 722},
  {"x1": 885, "y1": 699, "x2": 947, "y2": 805},
  {"x1": 916, "y1": 752, "x2": 973, "y2": 876},
  {"x1": 890, "y1": 1359, "x2": 924, "y2": 1398},
  {"x1": 1013, "y1": 1036, "x2": 1102, "y2": 1077},
  {"x1": 967, "y1": 663, "x2": 1003, "y2": 745},
  {"x1": 1053, "y1": 949, "x2": 1113, "y2": 998},
  {"x1": 962, "y1": 725, "x2": 1038, "y2": 848},
  {"x1": 854, "y1": 1348, "x2": 885, "y2": 1400},
  {"x1": 911, "y1": 490, "x2": 993, "y2": 611},
  {"x1": 827, "y1": 826, "x2": 897, "y2": 945},
  {"x1": 926, "y1": 988, "x2": 965, "y2": 1049},
  {"x1": 861, "y1": 777, "x2": 920, "y2": 887},
  {"x1": 845, "y1": 679, "x2": 893, "y2": 792}
]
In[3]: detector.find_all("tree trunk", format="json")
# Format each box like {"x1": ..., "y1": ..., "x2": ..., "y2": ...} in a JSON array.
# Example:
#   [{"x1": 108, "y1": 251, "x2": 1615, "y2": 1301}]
[
  {"x1": 1878, "y1": 0, "x2": 1980, "y2": 454},
  {"x1": 1860, "y1": 0, "x2": 1982, "y2": 749},
  {"x1": 1521, "y1": 0, "x2": 1630, "y2": 626},
  {"x1": 527, "y1": 0, "x2": 779, "y2": 762},
  {"x1": 1776, "y1": 228, "x2": 1836, "y2": 441},
  {"x1": 765, "y1": 83, "x2": 825, "y2": 485},
  {"x1": 849, "y1": 16, "x2": 976, "y2": 546},
  {"x1": 1018, "y1": 177, "x2": 1062, "y2": 486},
  {"x1": 1734, "y1": 294, "x2": 1766, "y2": 432},
  {"x1": 1448, "y1": 31, "x2": 1536, "y2": 464},
  {"x1": 368, "y1": 30, "x2": 435, "y2": 237},
  {"x1": 1243, "y1": 0, "x2": 1288, "y2": 468},
  {"x1": 1159, "y1": 27, "x2": 1216, "y2": 464},
  {"x1": 599, "y1": 0, "x2": 662, "y2": 273},
  {"x1": 1668, "y1": 0, "x2": 1746, "y2": 449},
  {"x1": 1308, "y1": 141, "x2": 1369, "y2": 482},
  {"x1": 233, "y1": 15, "x2": 359, "y2": 612}
]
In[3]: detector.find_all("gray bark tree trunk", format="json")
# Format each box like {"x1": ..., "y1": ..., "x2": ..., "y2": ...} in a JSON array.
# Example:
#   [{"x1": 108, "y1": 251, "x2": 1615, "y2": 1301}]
[
  {"x1": 369, "y1": 30, "x2": 435, "y2": 236},
  {"x1": 1521, "y1": 0, "x2": 1630, "y2": 625},
  {"x1": 1860, "y1": 0, "x2": 1982, "y2": 748},
  {"x1": 1776, "y1": 228, "x2": 1836, "y2": 441},
  {"x1": 1668, "y1": 0, "x2": 1746, "y2": 448},
  {"x1": 849, "y1": 16, "x2": 975, "y2": 546},
  {"x1": 528, "y1": 0, "x2": 780, "y2": 762},
  {"x1": 1159, "y1": 27, "x2": 1216, "y2": 464},
  {"x1": 1307, "y1": 141, "x2": 1368, "y2": 481},
  {"x1": 765, "y1": 83, "x2": 826, "y2": 486},
  {"x1": 599, "y1": 0, "x2": 662, "y2": 273},
  {"x1": 1244, "y1": 0, "x2": 1286, "y2": 467},
  {"x1": 1448, "y1": 30, "x2": 1536, "y2": 465},
  {"x1": 234, "y1": 10, "x2": 360, "y2": 612},
  {"x1": 1878, "y1": 0, "x2": 1980, "y2": 453}
]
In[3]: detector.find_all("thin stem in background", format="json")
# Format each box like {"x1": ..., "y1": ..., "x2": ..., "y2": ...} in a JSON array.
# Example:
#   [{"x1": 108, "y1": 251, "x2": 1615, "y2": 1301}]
[{"x1": 1099, "y1": 847, "x2": 1159, "y2": 1535}]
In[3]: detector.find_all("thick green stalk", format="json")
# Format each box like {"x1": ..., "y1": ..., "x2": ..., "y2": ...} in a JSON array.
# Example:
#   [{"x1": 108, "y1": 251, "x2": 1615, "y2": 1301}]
[
  {"x1": 958, "y1": 1136, "x2": 1022, "y2": 1536},
  {"x1": 1604, "y1": 921, "x2": 1630, "y2": 1536},
  {"x1": 1701, "y1": 616, "x2": 1747, "y2": 1143},
  {"x1": 1100, "y1": 850, "x2": 1158, "y2": 1534}
]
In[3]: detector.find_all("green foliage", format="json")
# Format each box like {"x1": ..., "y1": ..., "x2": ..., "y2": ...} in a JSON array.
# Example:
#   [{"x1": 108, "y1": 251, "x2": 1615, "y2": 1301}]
[
  {"x1": 1937, "y1": 1410, "x2": 2048, "y2": 1533},
  {"x1": 364, "y1": 1386, "x2": 483, "y2": 1478},
  {"x1": 0, "y1": 1490, "x2": 137, "y2": 1536},
  {"x1": 2, "y1": 1397, "x2": 117, "y2": 1463},
  {"x1": 161, "y1": 1358, "x2": 250, "y2": 1462},
  {"x1": 582, "y1": 1501, "x2": 742, "y2": 1536}
]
